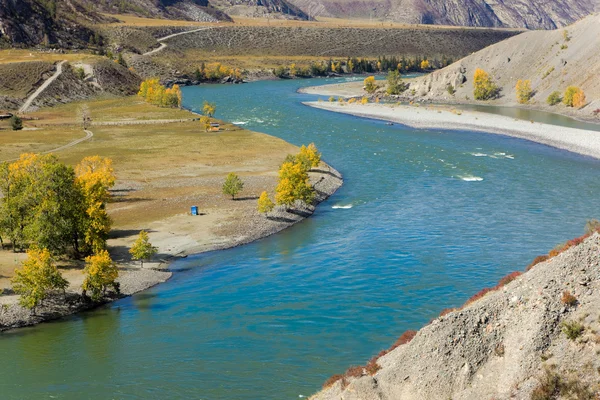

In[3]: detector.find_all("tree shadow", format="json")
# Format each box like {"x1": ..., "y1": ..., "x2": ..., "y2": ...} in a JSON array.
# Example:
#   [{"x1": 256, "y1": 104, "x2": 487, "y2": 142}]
[
  {"x1": 287, "y1": 208, "x2": 313, "y2": 218},
  {"x1": 234, "y1": 196, "x2": 259, "y2": 201},
  {"x1": 109, "y1": 229, "x2": 156, "y2": 240},
  {"x1": 111, "y1": 197, "x2": 150, "y2": 204},
  {"x1": 310, "y1": 168, "x2": 342, "y2": 178}
]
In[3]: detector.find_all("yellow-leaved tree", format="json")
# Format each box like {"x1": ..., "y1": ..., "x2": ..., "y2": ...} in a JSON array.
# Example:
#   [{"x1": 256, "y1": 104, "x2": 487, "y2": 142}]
[
  {"x1": 515, "y1": 80, "x2": 533, "y2": 104},
  {"x1": 83, "y1": 250, "x2": 119, "y2": 301},
  {"x1": 364, "y1": 76, "x2": 378, "y2": 94},
  {"x1": 138, "y1": 78, "x2": 181, "y2": 108},
  {"x1": 257, "y1": 191, "x2": 275, "y2": 215},
  {"x1": 563, "y1": 86, "x2": 585, "y2": 107},
  {"x1": 297, "y1": 143, "x2": 321, "y2": 171},
  {"x1": 12, "y1": 248, "x2": 68, "y2": 311},
  {"x1": 473, "y1": 68, "x2": 499, "y2": 100},
  {"x1": 275, "y1": 161, "x2": 314, "y2": 207},
  {"x1": 203, "y1": 101, "x2": 216, "y2": 117},
  {"x1": 199, "y1": 116, "x2": 211, "y2": 131},
  {"x1": 129, "y1": 230, "x2": 157, "y2": 268},
  {"x1": 420, "y1": 60, "x2": 430, "y2": 70},
  {"x1": 75, "y1": 156, "x2": 115, "y2": 254}
]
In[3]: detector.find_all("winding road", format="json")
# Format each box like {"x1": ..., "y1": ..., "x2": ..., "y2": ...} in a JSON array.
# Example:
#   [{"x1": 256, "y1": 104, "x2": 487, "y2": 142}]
[
  {"x1": 143, "y1": 27, "x2": 215, "y2": 56},
  {"x1": 19, "y1": 60, "x2": 67, "y2": 113}
]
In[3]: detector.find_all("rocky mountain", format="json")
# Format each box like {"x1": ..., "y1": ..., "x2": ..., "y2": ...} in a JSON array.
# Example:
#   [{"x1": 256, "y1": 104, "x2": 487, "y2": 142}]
[
  {"x1": 288, "y1": 0, "x2": 599, "y2": 29},
  {"x1": 407, "y1": 13, "x2": 600, "y2": 119},
  {"x1": 0, "y1": 0, "x2": 110, "y2": 48},
  {"x1": 208, "y1": 0, "x2": 311, "y2": 20},
  {"x1": 311, "y1": 231, "x2": 600, "y2": 400},
  {"x1": 82, "y1": 0, "x2": 232, "y2": 22}
]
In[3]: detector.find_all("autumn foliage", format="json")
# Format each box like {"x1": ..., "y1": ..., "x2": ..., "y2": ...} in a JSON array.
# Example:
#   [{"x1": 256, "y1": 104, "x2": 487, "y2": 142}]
[
  {"x1": 515, "y1": 79, "x2": 533, "y2": 104},
  {"x1": 138, "y1": 78, "x2": 182, "y2": 108},
  {"x1": 473, "y1": 68, "x2": 499, "y2": 100},
  {"x1": 83, "y1": 250, "x2": 119, "y2": 301},
  {"x1": 563, "y1": 86, "x2": 585, "y2": 108},
  {"x1": 364, "y1": 76, "x2": 378, "y2": 94}
]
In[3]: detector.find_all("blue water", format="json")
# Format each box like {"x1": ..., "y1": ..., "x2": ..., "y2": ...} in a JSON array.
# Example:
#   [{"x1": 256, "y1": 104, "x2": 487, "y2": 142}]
[{"x1": 1, "y1": 77, "x2": 600, "y2": 399}]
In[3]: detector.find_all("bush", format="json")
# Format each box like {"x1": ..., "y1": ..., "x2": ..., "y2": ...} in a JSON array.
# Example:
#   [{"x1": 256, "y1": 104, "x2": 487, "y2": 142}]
[
  {"x1": 364, "y1": 76, "x2": 378, "y2": 94},
  {"x1": 516, "y1": 79, "x2": 533, "y2": 104},
  {"x1": 10, "y1": 115, "x2": 23, "y2": 131},
  {"x1": 526, "y1": 255, "x2": 549, "y2": 271},
  {"x1": 561, "y1": 290, "x2": 577, "y2": 307},
  {"x1": 322, "y1": 374, "x2": 344, "y2": 389},
  {"x1": 446, "y1": 84, "x2": 456, "y2": 96},
  {"x1": 272, "y1": 66, "x2": 287, "y2": 78},
  {"x1": 561, "y1": 320, "x2": 584, "y2": 340},
  {"x1": 386, "y1": 70, "x2": 408, "y2": 95},
  {"x1": 531, "y1": 366, "x2": 595, "y2": 400},
  {"x1": 584, "y1": 219, "x2": 600, "y2": 234},
  {"x1": 546, "y1": 91, "x2": 562, "y2": 105}
]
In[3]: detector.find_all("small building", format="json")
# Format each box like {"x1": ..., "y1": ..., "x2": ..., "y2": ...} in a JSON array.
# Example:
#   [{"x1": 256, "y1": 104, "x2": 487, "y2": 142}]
[{"x1": 209, "y1": 122, "x2": 220, "y2": 132}]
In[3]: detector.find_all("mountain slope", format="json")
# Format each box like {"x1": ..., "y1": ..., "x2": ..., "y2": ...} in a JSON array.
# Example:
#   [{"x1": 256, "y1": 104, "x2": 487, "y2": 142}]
[
  {"x1": 311, "y1": 233, "x2": 600, "y2": 400},
  {"x1": 288, "y1": 0, "x2": 598, "y2": 29},
  {"x1": 407, "y1": 13, "x2": 600, "y2": 119}
]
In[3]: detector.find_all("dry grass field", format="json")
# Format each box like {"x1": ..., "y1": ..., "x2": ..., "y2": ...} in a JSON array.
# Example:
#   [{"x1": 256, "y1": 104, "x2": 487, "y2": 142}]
[{"x1": 0, "y1": 96, "x2": 298, "y2": 289}]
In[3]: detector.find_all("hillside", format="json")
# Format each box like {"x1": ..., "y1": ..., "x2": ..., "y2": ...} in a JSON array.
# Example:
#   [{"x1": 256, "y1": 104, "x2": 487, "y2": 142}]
[
  {"x1": 406, "y1": 14, "x2": 600, "y2": 120},
  {"x1": 288, "y1": 0, "x2": 598, "y2": 29},
  {"x1": 311, "y1": 232, "x2": 600, "y2": 399}
]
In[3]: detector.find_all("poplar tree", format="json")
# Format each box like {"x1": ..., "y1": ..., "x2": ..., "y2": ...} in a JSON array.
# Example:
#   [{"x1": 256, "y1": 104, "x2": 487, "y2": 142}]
[{"x1": 129, "y1": 230, "x2": 157, "y2": 268}]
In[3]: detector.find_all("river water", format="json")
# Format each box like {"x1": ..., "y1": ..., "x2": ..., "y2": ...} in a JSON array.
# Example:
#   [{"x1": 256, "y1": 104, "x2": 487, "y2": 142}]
[{"x1": 1, "y1": 78, "x2": 600, "y2": 399}]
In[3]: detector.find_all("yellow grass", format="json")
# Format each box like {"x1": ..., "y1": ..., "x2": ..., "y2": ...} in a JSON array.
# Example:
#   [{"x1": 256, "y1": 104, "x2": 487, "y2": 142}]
[
  {"x1": 0, "y1": 50, "x2": 101, "y2": 65},
  {"x1": 100, "y1": 13, "x2": 219, "y2": 27},
  {"x1": 0, "y1": 96, "x2": 297, "y2": 284}
]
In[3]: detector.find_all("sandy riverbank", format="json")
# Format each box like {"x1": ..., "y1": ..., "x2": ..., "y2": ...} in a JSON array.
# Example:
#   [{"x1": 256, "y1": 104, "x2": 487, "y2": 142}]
[
  {"x1": 306, "y1": 102, "x2": 600, "y2": 159},
  {"x1": 0, "y1": 163, "x2": 342, "y2": 331}
]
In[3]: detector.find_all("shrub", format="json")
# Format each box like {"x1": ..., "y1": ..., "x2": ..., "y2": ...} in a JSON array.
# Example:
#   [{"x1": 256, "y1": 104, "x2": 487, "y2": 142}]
[
  {"x1": 361, "y1": 97, "x2": 369, "y2": 104},
  {"x1": 542, "y1": 67, "x2": 554, "y2": 79},
  {"x1": 391, "y1": 330, "x2": 417, "y2": 349},
  {"x1": 546, "y1": 91, "x2": 562, "y2": 106},
  {"x1": 345, "y1": 366, "x2": 363, "y2": 378},
  {"x1": 365, "y1": 358, "x2": 381, "y2": 375},
  {"x1": 497, "y1": 271, "x2": 521, "y2": 287},
  {"x1": 386, "y1": 70, "x2": 408, "y2": 95},
  {"x1": 584, "y1": 219, "x2": 600, "y2": 234},
  {"x1": 531, "y1": 366, "x2": 595, "y2": 400},
  {"x1": 10, "y1": 115, "x2": 23, "y2": 131},
  {"x1": 593, "y1": 109, "x2": 600, "y2": 117},
  {"x1": 473, "y1": 68, "x2": 500, "y2": 100},
  {"x1": 322, "y1": 374, "x2": 344, "y2": 389},
  {"x1": 561, "y1": 320, "x2": 584, "y2": 340},
  {"x1": 75, "y1": 67, "x2": 86, "y2": 80},
  {"x1": 561, "y1": 290, "x2": 577, "y2": 307},
  {"x1": 526, "y1": 255, "x2": 549, "y2": 271},
  {"x1": 273, "y1": 66, "x2": 287, "y2": 78},
  {"x1": 446, "y1": 84, "x2": 456, "y2": 96},
  {"x1": 439, "y1": 308, "x2": 456, "y2": 317}
]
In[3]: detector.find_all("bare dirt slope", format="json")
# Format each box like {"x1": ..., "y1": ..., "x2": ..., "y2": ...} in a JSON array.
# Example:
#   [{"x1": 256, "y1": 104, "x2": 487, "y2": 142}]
[
  {"x1": 289, "y1": 0, "x2": 599, "y2": 29},
  {"x1": 407, "y1": 14, "x2": 600, "y2": 121},
  {"x1": 312, "y1": 233, "x2": 600, "y2": 400}
]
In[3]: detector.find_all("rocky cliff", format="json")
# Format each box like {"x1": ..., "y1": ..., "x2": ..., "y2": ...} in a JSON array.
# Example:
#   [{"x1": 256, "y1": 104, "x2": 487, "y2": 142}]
[
  {"x1": 311, "y1": 232, "x2": 600, "y2": 399},
  {"x1": 288, "y1": 0, "x2": 599, "y2": 29}
]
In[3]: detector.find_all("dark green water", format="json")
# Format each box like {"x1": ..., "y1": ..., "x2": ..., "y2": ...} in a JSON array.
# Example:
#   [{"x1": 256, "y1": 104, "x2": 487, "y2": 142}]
[{"x1": 1, "y1": 77, "x2": 599, "y2": 399}]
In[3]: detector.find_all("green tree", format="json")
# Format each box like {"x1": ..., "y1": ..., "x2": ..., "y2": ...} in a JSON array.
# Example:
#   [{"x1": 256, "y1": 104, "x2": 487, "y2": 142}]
[
  {"x1": 222, "y1": 172, "x2": 244, "y2": 199},
  {"x1": 203, "y1": 101, "x2": 216, "y2": 117},
  {"x1": 129, "y1": 230, "x2": 157, "y2": 268},
  {"x1": 386, "y1": 70, "x2": 408, "y2": 95},
  {"x1": 82, "y1": 250, "x2": 119, "y2": 301},
  {"x1": 257, "y1": 191, "x2": 275, "y2": 215},
  {"x1": 117, "y1": 53, "x2": 127, "y2": 68},
  {"x1": 12, "y1": 248, "x2": 68, "y2": 311},
  {"x1": 546, "y1": 91, "x2": 562, "y2": 106},
  {"x1": 10, "y1": 115, "x2": 22, "y2": 131}
]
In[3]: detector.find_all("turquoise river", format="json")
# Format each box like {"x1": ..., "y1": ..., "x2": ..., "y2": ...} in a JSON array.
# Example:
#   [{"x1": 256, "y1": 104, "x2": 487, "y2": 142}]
[{"x1": 1, "y1": 78, "x2": 600, "y2": 399}]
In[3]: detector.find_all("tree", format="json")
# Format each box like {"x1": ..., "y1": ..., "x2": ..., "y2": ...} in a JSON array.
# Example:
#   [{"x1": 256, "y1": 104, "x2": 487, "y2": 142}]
[
  {"x1": 297, "y1": 143, "x2": 321, "y2": 171},
  {"x1": 420, "y1": 59, "x2": 430, "y2": 70},
  {"x1": 572, "y1": 90, "x2": 586, "y2": 108},
  {"x1": 275, "y1": 161, "x2": 314, "y2": 207},
  {"x1": 473, "y1": 68, "x2": 499, "y2": 100},
  {"x1": 515, "y1": 80, "x2": 533, "y2": 104},
  {"x1": 12, "y1": 248, "x2": 68, "y2": 311},
  {"x1": 10, "y1": 115, "x2": 23, "y2": 131},
  {"x1": 546, "y1": 91, "x2": 561, "y2": 106},
  {"x1": 386, "y1": 70, "x2": 408, "y2": 95},
  {"x1": 361, "y1": 96, "x2": 369, "y2": 104},
  {"x1": 203, "y1": 101, "x2": 216, "y2": 117},
  {"x1": 563, "y1": 86, "x2": 585, "y2": 107},
  {"x1": 199, "y1": 115, "x2": 211, "y2": 131},
  {"x1": 129, "y1": 230, "x2": 157, "y2": 268},
  {"x1": 222, "y1": 172, "x2": 244, "y2": 199},
  {"x1": 364, "y1": 76, "x2": 378, "y2": 94},
  {"x1": 257, "y1": 191, "x2": 275, "y2": 215},
  {"x1": 82, "y1": 250, "x2": 119, "y2": 301},
  {"x1": 75, "y1": 156, "x2": 115, "y2": 254}
]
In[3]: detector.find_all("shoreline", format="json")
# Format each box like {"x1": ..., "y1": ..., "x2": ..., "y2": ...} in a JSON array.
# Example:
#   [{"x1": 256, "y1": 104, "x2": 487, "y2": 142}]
[
  {"x1": 0, "y1": 163, "x2": 343, "y2": 332},
  {"x1": 305, "y1": 102, "x2": 600, "y2": 160}
]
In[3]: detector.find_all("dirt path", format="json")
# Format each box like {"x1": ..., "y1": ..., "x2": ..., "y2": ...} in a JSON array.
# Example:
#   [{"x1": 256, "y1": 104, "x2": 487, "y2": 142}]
[
  {"x1": 19, "y1": 60, "x2": 66, "y2": 113},
  {"x1": 143, "y1": 27, "x2": 214, "y2": 56}
]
